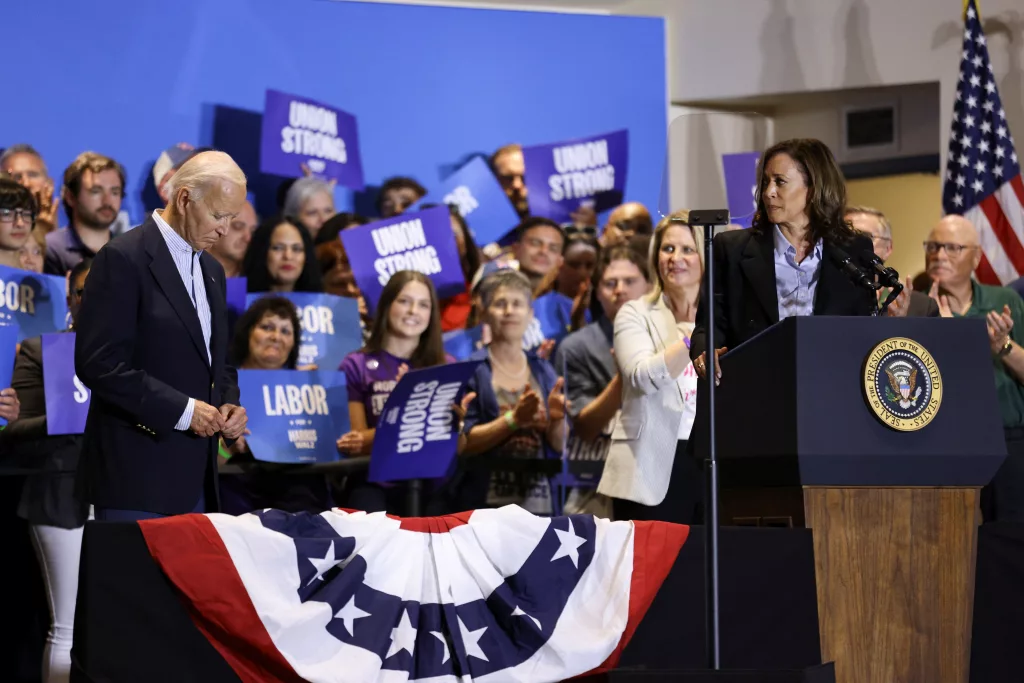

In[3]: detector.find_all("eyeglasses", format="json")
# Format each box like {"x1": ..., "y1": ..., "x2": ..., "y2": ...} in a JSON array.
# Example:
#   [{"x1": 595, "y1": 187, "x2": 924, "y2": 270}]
[
  {"x1": 0, "y1": 208, "x2": 35, "y2": 225},
  {"x1": 923, "y1": 241, "x2": 977, "y2": 256},
  {"x1": 562, "y1": 224, "x2": 597, "y2": 237}
]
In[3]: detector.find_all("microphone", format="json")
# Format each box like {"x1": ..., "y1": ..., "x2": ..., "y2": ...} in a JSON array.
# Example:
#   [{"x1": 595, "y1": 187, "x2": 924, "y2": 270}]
[
  {"x1": 830, "y1": 245, "x2": 879, "y2": 292},
  {"x1": 860, "y1": 251, "x2": 902, "y2": 289}
]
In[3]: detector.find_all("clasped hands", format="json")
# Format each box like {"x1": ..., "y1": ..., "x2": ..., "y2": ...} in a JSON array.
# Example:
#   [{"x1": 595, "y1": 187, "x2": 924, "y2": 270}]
[
  {"x1": 507, "y1": 377, "x2": 570, "y2": 430},
  {"x1": 190, "y1": 400, "x2": 247, "y2": 439}
]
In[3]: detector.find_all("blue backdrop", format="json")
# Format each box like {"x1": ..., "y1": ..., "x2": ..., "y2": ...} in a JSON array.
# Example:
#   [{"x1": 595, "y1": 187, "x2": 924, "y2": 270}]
[{"x1": 2, "y1": 1, "x2": 666, "y2": 224}]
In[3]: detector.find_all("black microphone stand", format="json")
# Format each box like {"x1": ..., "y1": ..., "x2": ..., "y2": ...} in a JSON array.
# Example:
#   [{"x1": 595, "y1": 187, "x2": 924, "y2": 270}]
[
  {"x1": 687, "y1": 209, "x2": 731, "y2": 670},
  {"x1": 862, "y1": 254, "x2": 904, "y2": 317}
]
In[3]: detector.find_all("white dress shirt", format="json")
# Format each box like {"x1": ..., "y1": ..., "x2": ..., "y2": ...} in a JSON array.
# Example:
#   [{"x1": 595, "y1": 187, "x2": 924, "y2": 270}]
[{"x1": 152, "y1": 210, "x2": 212, "y2": 431}]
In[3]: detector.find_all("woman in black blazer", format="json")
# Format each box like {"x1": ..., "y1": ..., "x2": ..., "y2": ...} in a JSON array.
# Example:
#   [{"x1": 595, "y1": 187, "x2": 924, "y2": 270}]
[
  {"x1": 1, "y1": 258, "x2": 92, "y2": 683},
  {"x1": 690, "y1": 138, "x2": 901, "y2": 378}
]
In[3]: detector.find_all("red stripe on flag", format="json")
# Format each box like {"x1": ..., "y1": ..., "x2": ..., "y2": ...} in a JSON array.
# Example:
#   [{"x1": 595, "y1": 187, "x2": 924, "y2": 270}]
[
  {"x1": 139, "y1": 515, "x2": 305, "y2": 683},
  {"x1": 335, "y1": 507, "x2": 474, "y2": 533},
  {"x1": 584, "y1": 521, "x2": 689, "y2": 674},
  {"x1": 398, "y1": 510, "x2": 473, "y2": 533},
  {"x1": 1012, "y1": 175, "x2": 1024, "y2": 208},
  {"x1": 976, "y1": 252, "x2": 1001, "y2": 285},
  {"x1": 980, "y1": 193, "x2": 1024, "y2": 276}
]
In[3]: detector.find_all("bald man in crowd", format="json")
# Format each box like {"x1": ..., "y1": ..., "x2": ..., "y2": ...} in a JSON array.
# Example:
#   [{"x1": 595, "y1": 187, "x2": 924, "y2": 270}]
[
  {"x1": 601, "y1": 202, "x2": 653, "y2": 247},
  {"x1": 926, "y1": 214, "x2": 1024, "y2": 521},
  {"x1": 75, "y1": 150, "x2": 248, "y2": 521}
]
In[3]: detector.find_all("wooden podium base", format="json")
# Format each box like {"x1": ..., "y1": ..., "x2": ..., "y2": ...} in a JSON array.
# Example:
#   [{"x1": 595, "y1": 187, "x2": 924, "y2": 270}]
[{"x1": 803, "y1": 487, "x2": 979, "y2": 683}]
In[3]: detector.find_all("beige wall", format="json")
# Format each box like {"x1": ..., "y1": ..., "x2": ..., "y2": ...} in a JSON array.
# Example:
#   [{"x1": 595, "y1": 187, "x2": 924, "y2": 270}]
[
  {"x1": 617, "y1": 0, "x2": 1024, "y2": 186},
  {"x1": 846, "y1": 173, "x2": 942, "y2": 283}
]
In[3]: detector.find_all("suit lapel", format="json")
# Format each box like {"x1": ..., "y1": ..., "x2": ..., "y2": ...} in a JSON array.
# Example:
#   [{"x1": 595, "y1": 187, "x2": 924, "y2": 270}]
[
  {"x1": 647, "y1": 297, "x2": 685, "y2": 403},
  {"x1": 814, "y1": 242, "x2": 842, "y2": 314},
  {"x1": 201, "y1": 254, "x2": 223, "y2": 375},
  {"x1": 143, "y1": 219, "x2": 210, "y2": 369},
  {"x1": 740, "y1": 229, "x2": 780, "y2": 324}
]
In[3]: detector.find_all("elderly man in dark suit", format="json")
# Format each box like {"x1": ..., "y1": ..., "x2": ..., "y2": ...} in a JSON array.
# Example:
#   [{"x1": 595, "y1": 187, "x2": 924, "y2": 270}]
[
  {"x1": 846, "y1": 205, "x2": 940, "y2": 317},
  {"x1": 74, "y1": 150, "x2": 248, "y2": 521}
]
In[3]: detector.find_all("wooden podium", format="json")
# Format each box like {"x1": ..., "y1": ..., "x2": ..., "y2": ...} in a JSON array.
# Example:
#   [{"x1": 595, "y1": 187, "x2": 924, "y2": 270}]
[{"x1": 694, "y1": 317, "x2": 1007, "y2": 683}]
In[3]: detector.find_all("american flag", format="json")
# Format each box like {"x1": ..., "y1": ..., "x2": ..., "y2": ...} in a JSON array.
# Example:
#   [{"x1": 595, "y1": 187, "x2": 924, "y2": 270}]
[
  {"x1": 943, "y1": 0, "x2": 1023, "y2": 285},
  {"x1": 139, "y1": 506, "x2": 686, "y2": 682}
]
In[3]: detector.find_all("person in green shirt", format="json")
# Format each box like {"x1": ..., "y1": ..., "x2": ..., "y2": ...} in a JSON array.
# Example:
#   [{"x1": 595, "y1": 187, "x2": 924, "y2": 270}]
[{"x1": 925, "y1": 214, "x2": 1024, "y2": 521}]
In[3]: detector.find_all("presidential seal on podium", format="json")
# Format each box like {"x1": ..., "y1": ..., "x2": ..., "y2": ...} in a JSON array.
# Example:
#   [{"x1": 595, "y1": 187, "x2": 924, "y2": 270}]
[{"x1": 863, "y1": 337, "x2": 943, "y2": 431}]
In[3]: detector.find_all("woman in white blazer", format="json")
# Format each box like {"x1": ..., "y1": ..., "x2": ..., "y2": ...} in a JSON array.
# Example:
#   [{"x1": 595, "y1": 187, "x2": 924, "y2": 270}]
[{"x1": 597, "y1": 210, "x2": 704, "y2": 523}]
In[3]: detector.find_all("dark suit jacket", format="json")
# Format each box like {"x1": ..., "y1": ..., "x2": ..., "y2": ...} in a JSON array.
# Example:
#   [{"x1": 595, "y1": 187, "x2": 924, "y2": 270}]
[
  {"x1": 0, "y1": 334, "x2": 89, "y2": 528},
  {"x1": 74, "y1": 217, "x2": 239, "y2": 514},
  {"x1": 904, "y1": 290, "x2": 940, "y2": 317},
  {"x1": 690, "y1": 228, "x2": 876, "y2": 361}
]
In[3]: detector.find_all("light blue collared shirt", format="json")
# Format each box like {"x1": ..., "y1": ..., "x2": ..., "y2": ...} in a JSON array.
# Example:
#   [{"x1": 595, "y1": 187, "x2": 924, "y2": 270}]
[
  {"x1": 152, "y1": 210, "x2": 212, "y2": 431},
  {"x1": 773, "y1": 225, "x2": 823, "y2": 321}
]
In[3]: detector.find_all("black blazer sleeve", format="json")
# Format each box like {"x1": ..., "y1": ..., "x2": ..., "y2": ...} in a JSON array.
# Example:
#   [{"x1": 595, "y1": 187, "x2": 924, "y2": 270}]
[
  {"x1": 74, "y1": 243, "x2": 189, "y2": 436},
  {"x1": 1, "y1": 338, "x2": 47, "y2": 442}
]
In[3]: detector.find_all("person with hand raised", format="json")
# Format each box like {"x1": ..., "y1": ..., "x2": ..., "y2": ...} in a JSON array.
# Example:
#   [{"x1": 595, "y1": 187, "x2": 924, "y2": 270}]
[{"x1": 336, "y1": 271, "x2": 451, "y2": 513}]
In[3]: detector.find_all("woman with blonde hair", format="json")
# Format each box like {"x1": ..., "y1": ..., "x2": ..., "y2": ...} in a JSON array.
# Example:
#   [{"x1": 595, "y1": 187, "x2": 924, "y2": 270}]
[{"x1": 597, "y1": 210, "x2": 704, "y2": 523}]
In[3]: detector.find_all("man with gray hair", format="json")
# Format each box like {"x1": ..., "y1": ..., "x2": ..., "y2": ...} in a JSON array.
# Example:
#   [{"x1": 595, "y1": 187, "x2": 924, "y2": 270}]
[
  {"x1": 0, "y1": 143, "x2": 58, "y2": 229},
  {"x1": 75, "y1": 150, "x2": 248, "y2": 520},
  {"x1": 846, "y1": 205, "x2": 939, "y2": 317}
]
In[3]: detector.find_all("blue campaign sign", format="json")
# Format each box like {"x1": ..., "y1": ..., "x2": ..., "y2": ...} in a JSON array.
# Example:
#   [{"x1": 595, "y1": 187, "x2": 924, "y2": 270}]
[
  {"x1": 0, "y1": 265, "x2": 68, "y2": 341},
  {"x1": 414, "y1": 157, "x2": 521, "y2": 247},
  {"x1": 522, "y1": 129, "x2": 629, "y2": 224},
  {"x1": 721, "y1": 151, "x2": 760, "y2": 227},
  {"x1": 340, "y1": 205, "x2": 465, "y2": 315},
  {"x1": 238, "y1": 369, "x2": 349, "y2": 464},
  {"x1": 259, "y1": 89, "x2": 365, "y2": 190},
  {"x1": 531, "y1": 292, "x2": 573, "y2": 344},
  {"x1": 41, "y1": 333, "x2": 91, "y2": 435},
  {"x1": 0, "y1": 324, "x2": 18, "y2": 426},
  {"x1": 226, "y1": 277, "x2": 248, "y2": 318},
  {"x1": 442, "y1": 325, "x2": 485, "y2": 361},
  {"x1": 368, "y1": 361, "x2": 481, "y2": 483},
  {"x1": 245, "y1": 292, "x2": 362, "y2": 370}
]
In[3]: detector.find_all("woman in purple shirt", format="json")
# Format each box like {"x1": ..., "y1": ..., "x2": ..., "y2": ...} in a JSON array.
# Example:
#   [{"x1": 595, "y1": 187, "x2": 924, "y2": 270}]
[{"x1": 337, "y1": 271, "x2": 449, "y2": 512}]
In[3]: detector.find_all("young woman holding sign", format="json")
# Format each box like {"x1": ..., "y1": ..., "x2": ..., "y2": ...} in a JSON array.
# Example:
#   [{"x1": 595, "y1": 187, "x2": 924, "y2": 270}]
[
  {"x1": 336, "y1": 270, "x2": 451, "y2": 513},
  {"x1": 452, "y1": 269, "x2": 569, "y2": 515},
  {"x1": 244, "y1": 216, "x2": 323, "y2": 294}
]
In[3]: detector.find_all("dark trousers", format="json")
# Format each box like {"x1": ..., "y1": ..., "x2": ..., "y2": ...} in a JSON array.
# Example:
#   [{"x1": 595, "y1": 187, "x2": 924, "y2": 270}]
[
  {"x1": 613, "y1": 440, "x2": 704, "y2": 525},
  {"x1": 982, "y1": 428, "x2": 1024, "y2": 523}
]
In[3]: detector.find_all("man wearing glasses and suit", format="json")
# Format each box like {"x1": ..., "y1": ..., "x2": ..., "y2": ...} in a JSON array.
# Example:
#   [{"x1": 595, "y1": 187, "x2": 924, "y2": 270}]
[{"x1": 846, "y1": 205, "x2": 939, "y2": 317}]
